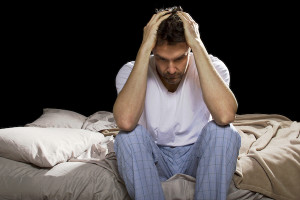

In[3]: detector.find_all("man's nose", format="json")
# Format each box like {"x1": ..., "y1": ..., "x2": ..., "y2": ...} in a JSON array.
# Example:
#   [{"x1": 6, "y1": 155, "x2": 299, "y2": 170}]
[{"x1": 167, "y1": 62, "x2": 176, "y2": 75}]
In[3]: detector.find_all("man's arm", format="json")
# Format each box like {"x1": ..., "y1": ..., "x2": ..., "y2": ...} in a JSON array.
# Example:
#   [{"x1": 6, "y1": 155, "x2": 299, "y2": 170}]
[
  {"x1": 178, "y1": 12, "x2": 238, "y2": 125},
  {"x1": 113, "y1": 11, "x2": 171, "y2": 131}
]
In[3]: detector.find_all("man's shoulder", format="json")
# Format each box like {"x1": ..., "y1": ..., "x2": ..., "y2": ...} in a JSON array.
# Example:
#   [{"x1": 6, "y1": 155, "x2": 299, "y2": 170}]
[
  {"x1": 121, "y1": 60, "x2": 135, "y2": 69},
  {"x1": 208, "y1": 54, "x2": 228, "y2": 70},
  {"x1": 208, "y1": 54, "x2": 222, "y2": 63},
  {"x1": 117, "y1": 61, "x2": 135, "y2": 75}
]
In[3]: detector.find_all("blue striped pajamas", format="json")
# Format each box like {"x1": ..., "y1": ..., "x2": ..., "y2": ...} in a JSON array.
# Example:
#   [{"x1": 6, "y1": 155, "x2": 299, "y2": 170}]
[{"x1": 114, "y1": 121, "x2": 241, "y2": 200}]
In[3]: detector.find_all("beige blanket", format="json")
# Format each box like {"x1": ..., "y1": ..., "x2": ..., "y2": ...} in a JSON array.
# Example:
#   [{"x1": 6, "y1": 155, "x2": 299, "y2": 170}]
[{"x1": 232, "y1": 114, "x2": 300, "y2": 200}]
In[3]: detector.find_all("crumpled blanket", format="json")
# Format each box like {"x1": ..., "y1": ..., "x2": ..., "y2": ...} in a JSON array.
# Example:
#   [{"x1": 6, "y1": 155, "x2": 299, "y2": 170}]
[
  {"x1": 232, "y1": 114, "x2": 300, "y2": 200},
  {"x1": 82, "y1": 111, "x2": 120, "y2": 136}
]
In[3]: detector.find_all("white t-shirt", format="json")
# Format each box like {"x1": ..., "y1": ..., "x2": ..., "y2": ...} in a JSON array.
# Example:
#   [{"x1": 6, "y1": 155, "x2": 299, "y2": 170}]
[{"x1": 115, "y1": 53, "x2": 230, "y2": 147}]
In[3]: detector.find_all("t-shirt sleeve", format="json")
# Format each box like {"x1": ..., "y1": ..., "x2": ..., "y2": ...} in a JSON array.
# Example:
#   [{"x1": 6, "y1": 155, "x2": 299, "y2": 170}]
[
  {"x1": 209, "y1": 55, "x2": 230, "y2": 86},
  {"x1": 115, "y1": 61, "x2": 135, "y2": 94}
]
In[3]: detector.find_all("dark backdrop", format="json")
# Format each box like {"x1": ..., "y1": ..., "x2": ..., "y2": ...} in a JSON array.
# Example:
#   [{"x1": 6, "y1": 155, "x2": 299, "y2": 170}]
[{"x1": 1, "y1": 1, "x2": 299, "y2": 128}]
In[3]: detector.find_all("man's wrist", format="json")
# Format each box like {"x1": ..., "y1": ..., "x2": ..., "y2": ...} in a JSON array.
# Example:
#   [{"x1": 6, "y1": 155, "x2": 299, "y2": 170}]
[
  {"x1": 189, "y1": 40, "x2": 204, "y2": 52},
  {"x1": 139, "y1": 44, "x2": 153, "y2": 56}
]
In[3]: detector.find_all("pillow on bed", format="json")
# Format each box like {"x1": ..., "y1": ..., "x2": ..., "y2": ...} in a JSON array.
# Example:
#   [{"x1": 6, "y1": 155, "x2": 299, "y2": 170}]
[
  {"x1": 25, "y1": 108, "x2": 87, "y2": 129},
  {"x1": 0, "y1": 127, "x2": 105, "y2": 167}
]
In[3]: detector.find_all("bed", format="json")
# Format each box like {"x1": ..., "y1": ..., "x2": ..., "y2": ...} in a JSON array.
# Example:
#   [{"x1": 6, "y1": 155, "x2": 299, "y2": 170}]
[{"x1": 0, "y1": 108, "x2": 299, "y2": 200}]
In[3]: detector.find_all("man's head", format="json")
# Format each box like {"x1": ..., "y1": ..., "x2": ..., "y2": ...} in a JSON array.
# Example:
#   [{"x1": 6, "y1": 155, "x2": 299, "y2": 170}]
[
  {"x1": 155, "y1": 6, "x2": 185, "y2": 46},
  {"x1": 153, "y1": 6, "x2": 190, "y2": 92}
]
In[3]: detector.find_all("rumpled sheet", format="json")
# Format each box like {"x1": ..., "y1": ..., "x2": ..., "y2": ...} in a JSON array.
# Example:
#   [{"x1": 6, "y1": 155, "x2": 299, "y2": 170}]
[
  {"x1": 232, "y1": 114, "x2": 300, "y2": 200},
  {"x1": 82, "y1": 111, "x2": 119, "y2": 132}
]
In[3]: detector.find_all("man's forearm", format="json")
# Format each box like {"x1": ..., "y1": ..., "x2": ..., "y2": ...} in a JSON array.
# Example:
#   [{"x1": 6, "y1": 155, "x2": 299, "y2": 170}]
[
  {"x1": 177, "y1": 12, "x2": 237, "y2": 125},
  {"x1": 193, "y1": 41, "x2": 238, "y2": 125},
  {"x1": 113, "y1": 46, "x2": 151, "y2": 131},
  {"x1": 113, "y1": 10, "x2": 171, "y2": 131}
]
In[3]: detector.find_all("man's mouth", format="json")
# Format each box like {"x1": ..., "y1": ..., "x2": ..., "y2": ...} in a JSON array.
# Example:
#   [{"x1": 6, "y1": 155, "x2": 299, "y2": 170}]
[
  {"x1": 166, "y1": 75, "x2": 178, "y2": 79},
  {"x1": 165, "y1": 77, "x2": 180, "y2": 84}
]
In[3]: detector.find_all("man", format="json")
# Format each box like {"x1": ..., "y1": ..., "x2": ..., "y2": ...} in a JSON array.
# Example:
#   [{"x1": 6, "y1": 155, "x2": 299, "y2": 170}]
[{"x1": 113, "y1": 6, "x2": 241, "y2": 200}]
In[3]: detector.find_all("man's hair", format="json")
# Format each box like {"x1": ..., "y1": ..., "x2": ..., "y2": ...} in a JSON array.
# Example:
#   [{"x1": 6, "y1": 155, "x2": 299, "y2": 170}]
[{"x1": 155, "y1": 6, "x2": 186, "y2": 46}]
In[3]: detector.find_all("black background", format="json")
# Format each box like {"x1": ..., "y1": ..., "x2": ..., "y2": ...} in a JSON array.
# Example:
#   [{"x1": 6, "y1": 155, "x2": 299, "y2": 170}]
[{"x1": 1, "y1": 1, "x2": 299, "y2": 128}]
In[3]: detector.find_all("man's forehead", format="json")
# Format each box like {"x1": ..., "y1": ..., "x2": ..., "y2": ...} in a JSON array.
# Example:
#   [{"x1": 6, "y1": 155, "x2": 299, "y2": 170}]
[
  {"x1": 154, "y1": 42, "x2": 188, "y2": 50},
  {"x1": 154, "y1": 51, "x2": 189, "y2": 59},
  {"x1": 153, "y1": 46, "x2": 190, "y2": 60}
]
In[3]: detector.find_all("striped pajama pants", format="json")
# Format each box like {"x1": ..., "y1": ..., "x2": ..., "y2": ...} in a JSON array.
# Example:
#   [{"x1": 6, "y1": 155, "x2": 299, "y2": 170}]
[{"x1": 114, "y1": 121, "x2": 241, "y2": 200}]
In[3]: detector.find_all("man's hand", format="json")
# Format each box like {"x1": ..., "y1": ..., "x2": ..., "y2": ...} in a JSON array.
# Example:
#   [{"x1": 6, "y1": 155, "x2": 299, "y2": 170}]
[
  {"x1": 141, "y1": 11, "x2": 171, "y2": 52},
  {"x1": 177, "y1": 12, "x2": 202, "y2": 50}
]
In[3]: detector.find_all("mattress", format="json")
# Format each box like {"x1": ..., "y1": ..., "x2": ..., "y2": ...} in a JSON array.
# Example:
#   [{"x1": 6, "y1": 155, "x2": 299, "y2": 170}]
[{"x1": 0, "y1": 155, "x2": 130, "y2": 200}]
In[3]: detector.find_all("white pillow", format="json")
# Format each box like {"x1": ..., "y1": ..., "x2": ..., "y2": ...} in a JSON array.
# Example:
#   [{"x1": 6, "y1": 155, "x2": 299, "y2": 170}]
[
  {"x1": 0, "y1": 127, "x2": 105, "y2": 167},
  {"x1": 25, "y1": 108, "x2": 87, "y2": 129}
]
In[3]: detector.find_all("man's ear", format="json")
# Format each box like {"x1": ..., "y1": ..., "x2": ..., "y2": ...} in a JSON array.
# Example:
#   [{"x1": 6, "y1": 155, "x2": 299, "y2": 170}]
[{"x1": 152, "y1": 47, "x2": 156, "y2": 55}]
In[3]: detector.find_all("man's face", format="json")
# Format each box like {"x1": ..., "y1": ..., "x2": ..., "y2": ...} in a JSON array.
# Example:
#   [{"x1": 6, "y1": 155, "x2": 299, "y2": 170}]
[{"x1": 153, "y1": 42, "x2": 190, "y2": 91}]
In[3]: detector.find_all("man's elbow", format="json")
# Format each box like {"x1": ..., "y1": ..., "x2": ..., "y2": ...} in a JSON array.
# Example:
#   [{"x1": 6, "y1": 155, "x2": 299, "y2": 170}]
[
  {"x1": 113, "y1": 105, "x2": 138, "y2": 132},
  {"x1": 215, "y1": 113, "x2": 236, "y2": 126},
  {"x1": 115, "y1": 117, "x2": 137, "y2": 132}
]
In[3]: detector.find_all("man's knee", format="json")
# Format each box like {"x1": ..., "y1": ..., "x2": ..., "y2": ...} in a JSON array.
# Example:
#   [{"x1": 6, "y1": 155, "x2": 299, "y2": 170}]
[
  {"x1": 114, "y1": 125, "x2": 150, "y2": 152},
  {"x1": 202, "y1": 120, "x2": 241, "y2": 145},
  {"x1": 115, "y1": 125, "x2": 145, "y2": 142}
]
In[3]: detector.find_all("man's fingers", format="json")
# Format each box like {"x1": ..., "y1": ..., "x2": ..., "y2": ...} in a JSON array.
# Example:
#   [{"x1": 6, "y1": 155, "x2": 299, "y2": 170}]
[
  {"x1": 156, "y1": 12, "x2": 171, "y2": 25},
  {"x1": 178, "y1": 11, "x2": 194, "y2": 24},
  {"x1": 184, "y1": 12, "x2": 199, "y2": 31},
  {"x1": 148, "y1": 10, "x2": 170, "y2": 25},
  {"x1": 177, "y1": 12, "x2": 189, "y2": 23},
  {"x1": 177, "y1": 12, "x2": 192, "y2": 29},
  {"x1": 148, "y1": 14, "x2": 157, "y2": 23},
  {"x1": 183, "y1": 12, "x2": 195, "y2": 23},
  {"x1": 147, "y1": 12, "x2": 171, "y2": 31}
]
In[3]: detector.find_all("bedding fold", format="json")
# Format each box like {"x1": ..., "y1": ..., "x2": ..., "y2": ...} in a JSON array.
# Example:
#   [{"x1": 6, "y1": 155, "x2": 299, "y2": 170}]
[{"x1": 232, "y1": 114, "x2": 300, "y2": 200}]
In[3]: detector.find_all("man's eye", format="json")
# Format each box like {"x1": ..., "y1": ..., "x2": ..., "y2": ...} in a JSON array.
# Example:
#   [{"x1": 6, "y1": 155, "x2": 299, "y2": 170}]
[{"x1": 175, "y1": 57, "x2": 183, "y2": 61}]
